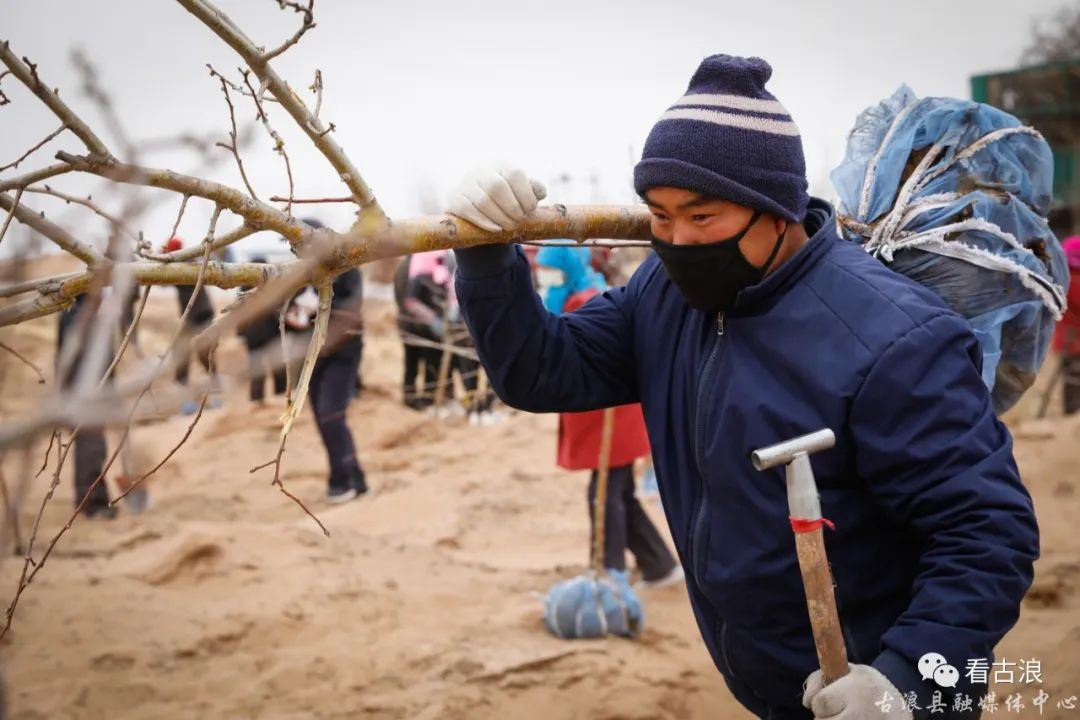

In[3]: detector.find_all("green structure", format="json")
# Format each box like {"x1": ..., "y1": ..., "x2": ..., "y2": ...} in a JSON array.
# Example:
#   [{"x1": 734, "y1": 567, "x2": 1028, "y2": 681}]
[{"x1": 972, "y1": 60, "x2": 1080, "y2": 234}]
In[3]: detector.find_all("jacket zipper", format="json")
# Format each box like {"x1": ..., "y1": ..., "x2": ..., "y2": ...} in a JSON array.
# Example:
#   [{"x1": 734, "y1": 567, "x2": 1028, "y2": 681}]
[{"x1": 688, "y1": 312, "x2": 725, "y2": 602}]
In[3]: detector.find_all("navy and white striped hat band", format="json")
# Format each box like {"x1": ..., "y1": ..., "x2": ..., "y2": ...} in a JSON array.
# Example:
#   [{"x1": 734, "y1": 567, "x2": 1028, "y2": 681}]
[{"x1": 633, "y1": 54, "x2": 809, "y2": 222}]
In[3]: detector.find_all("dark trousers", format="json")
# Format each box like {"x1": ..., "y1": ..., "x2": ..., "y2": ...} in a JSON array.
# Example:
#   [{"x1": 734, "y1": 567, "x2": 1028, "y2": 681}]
[
  {"x1": 1065, "y1": 354, "x2": 1080, "y2": 416},
  {"x1": 175, "y1": 340, "x2": 214, "y2": 386},
  {"x1": 248, "y1": 351, "x2": 288, "y2": 402},
  {"x1": 587, "y1": 464, "x2": 676, "y2": 580},
  {"x1": 455, "y1": 354, "x2": 493, "y2": 413},
  {"x1": 402, "y1": 343, "x2": 424, "y2": 405},
  {"x1": 402, "y1": 342, "x2": 441, "y2": 406},
  {"x1": 74, "y1": 428, "x2": 110, "y2": 510},
  {"x1": 309, "y1": 345, "x2": 364, "y2": 490}
]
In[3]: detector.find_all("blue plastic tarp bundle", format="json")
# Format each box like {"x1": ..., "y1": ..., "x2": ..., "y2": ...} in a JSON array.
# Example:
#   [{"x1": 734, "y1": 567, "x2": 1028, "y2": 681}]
[
  {"x1": 831, "y1": 86, "x2": 1069, "y2": 413},
  {"x1": 543, "y1": 569, "x2": 643, "y2": 639}
]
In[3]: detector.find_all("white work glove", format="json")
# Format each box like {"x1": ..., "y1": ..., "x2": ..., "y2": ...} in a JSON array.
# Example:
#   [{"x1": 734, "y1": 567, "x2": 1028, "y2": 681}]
[
  {"x1": 803, "y1": 665, "x2": 913, "y2": 719},
  {"x1": 446, "y1": 166, "x2": 547, "y2": 232}
]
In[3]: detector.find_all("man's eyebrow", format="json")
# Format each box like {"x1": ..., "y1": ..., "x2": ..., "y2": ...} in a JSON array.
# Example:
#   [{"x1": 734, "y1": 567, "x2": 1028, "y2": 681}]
[
  {"x1": 676, "y1": 194, "x2": 723, "y2": 211},
  {"x1": 643, "y1": 193, "x2": 724, "y2": 211}
]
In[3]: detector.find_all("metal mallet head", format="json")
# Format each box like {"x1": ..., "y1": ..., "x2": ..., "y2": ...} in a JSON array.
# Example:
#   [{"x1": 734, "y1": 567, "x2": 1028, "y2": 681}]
[
  {"x1": 751, "y1": 429, "x2": 836, "y2": 519},
  {"x1": 751, "y1": 429, "x2": 836, "y2": 471}
]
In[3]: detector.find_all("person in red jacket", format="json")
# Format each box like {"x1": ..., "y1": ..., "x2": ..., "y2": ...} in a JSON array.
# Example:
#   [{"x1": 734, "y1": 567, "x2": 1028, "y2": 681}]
[
  {"x1": 1053, "y1": 235, "x2": 1080, "y2": 414},
  {"x1": 538, "y1": 246, "x2": 681, "y2": 588}
]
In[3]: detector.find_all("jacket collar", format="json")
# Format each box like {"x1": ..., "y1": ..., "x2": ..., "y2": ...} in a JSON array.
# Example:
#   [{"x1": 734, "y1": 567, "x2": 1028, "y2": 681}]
[{"x1": 730, "y1": 197, "x2": 838, "y2": 314}]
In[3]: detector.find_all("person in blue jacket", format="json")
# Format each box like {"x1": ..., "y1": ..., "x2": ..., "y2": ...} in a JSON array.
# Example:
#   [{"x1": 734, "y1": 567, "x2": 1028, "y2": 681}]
[{"x1": 444, "y1": 55, "x2": 1038, "y2": 720}]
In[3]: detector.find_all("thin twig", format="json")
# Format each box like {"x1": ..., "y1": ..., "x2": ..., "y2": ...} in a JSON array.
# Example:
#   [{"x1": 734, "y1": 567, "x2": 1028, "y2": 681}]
[
  {"x1": 249, "y1": 430, "x2": 329, "y2": 537},
  {"x1": 97, "y1": 284, "x2": 150, "y2": 387},
  {"x1": 204, "y1": 72, "x2": 279, "y2": 104},
  {"x1": 168, "y1": 195, "x2": 190, "y2": 248},
  {"x1": 208, "y1": 67, "x2": 258, "y2": 199},
  {"x1": 4, "y1": 429, "x2": 77, "y2": 639},
  {"x1": 148, "y1": 222, "x2": 255, "y2": 263},
  {"x1": 309, "y1": 69, "x2": 323, "y2": 122},
  {"x1": 242, "y1": 69, "x2": 293, "y2": 217},
  {"x1": 70, "y1": 49, "x2": 135, "y2": 158},
  {"x1": 263, "y1": 0, "x2": 316, "y2": 62},
  {"x1": 278, "y1": 299, "x2": 294, "y2": 404},
  {"x1": 0, "y1": 341, "x2": 46, "y2": 384},
  {"x1": 35, "y1": 431, "x2": 58, "y2": 479},
  {"x1": 269, "y1": 195, "x2": 351, "y2": 204},
  {"x1": 23, "y1": 185, "x2": 139, "y2": 242},
  {"x1": 0, "y1": 125, "x2": 67, "y2": 173},
  {"x1": 0, "y1": 186, "x2": 24, "y2": 246},
  {"x1": 111, "y1": 387, "x2": 209, "y2": 506}
]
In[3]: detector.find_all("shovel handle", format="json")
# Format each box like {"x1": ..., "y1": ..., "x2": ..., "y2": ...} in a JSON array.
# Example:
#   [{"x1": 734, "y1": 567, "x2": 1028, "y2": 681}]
[
  {"x1": 794, "y1": 527, "x2": 850, "y2": 684},
  {"x1": 591, "y1": 408, "x2": 617, "y2": 574}
]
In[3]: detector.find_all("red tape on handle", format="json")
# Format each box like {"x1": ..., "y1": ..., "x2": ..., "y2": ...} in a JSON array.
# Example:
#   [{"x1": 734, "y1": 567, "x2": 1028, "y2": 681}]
[{"x1": 789, "y1": 516, "x2": 836, "y2": 534}]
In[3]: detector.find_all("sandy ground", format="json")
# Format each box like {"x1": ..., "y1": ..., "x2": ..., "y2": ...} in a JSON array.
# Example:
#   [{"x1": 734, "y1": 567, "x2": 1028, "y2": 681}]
[{"x1": 0, "y1": 257, "x2": 1077, "y2": 719}]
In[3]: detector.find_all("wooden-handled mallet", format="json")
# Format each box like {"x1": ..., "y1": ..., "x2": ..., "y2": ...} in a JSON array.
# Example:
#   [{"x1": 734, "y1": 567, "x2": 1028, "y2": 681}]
[{"x1": 752, "y1": 428, "x2": 849, "y2": 685}]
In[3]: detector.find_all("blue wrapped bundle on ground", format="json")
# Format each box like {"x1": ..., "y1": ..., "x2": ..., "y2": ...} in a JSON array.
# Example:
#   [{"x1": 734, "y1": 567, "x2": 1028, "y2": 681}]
[
  {"x1": 831, "y1": 86, "x2": 1068, "y2": 413},
  {"x1": 543, "y1": 569, "x2": 643, "y2": 639}
]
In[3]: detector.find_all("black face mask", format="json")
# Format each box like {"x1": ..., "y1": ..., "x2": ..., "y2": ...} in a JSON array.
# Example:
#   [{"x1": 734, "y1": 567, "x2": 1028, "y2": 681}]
[{"x1": 650, "y1": 210, "x2": 786, "y2": 315}]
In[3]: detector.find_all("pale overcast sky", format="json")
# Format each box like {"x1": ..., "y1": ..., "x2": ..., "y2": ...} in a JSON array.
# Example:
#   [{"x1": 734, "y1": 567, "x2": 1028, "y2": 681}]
[{"x1": 0, "y1": 0, "x2": 1069, "y2": 258}]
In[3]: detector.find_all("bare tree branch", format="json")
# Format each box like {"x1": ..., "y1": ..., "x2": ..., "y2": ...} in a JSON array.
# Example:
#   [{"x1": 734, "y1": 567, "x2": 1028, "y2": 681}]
[
  {"x1": 23, "y1": 185, "x2": 139, "y2": 242},
  {"x1": 0, "y1": 192, "x2": 104, "y2": 264},
  {"x1": 0, "y1": 163, "x2": 76, "y2": 194},
  {"x1": 55, "y1": 151, "x2": 308, "y2": 241},
  {"x1": 0, "y1": 259, "x2": 274, "y2": 327},
  {"x1": 175, "y1": 0, "x2": 387, "y2": 223},
  {"x1": 0, "y1": 271, "x2": 83, "y2": 300},
  {"x1": 0, "y1": 41, "x2": 111, "y2": 157},
  {"x1": 0, "y1": 204, "x2": 650, "y2": 327},
  {"x1": 0, "y1": 125, "x2": 67, "y2": 173}
]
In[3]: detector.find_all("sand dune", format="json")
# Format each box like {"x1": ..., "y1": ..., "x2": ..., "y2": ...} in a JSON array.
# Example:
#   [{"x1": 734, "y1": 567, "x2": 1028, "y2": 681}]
[{"x1": 0, "y1": 269, "x2": 1076, "y2": 718}]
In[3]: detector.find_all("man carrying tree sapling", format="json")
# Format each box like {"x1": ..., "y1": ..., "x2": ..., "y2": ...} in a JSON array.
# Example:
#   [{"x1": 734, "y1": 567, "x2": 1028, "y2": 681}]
[{"x1": 444, "y1": 54, "x2": 1037, "y2": 720}]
